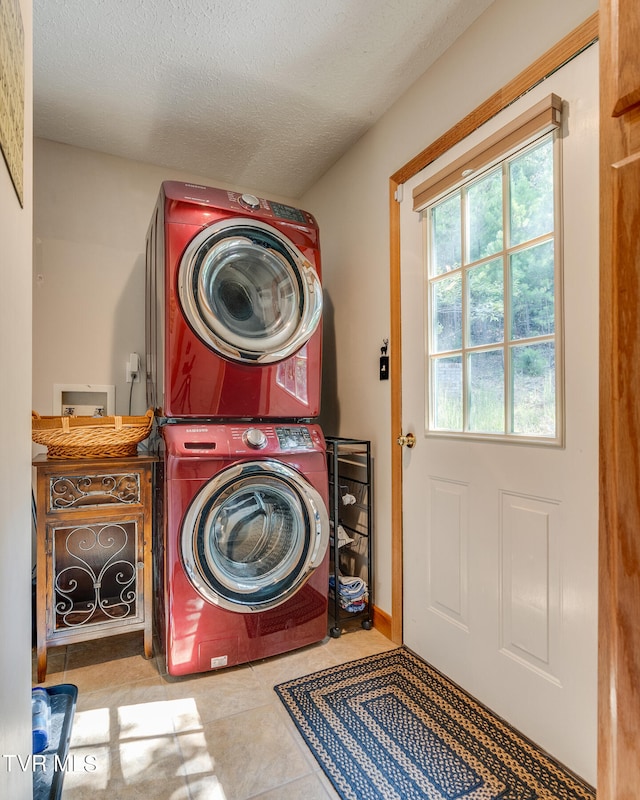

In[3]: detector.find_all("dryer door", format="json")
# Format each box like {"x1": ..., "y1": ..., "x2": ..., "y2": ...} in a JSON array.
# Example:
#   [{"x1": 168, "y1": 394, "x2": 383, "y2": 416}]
[
  {"x1": 181, "y1": 460, "x2": 329, "y2": 612},
  {"x1": 178, "y1": 218, "x2": 322, "y2": 364}
]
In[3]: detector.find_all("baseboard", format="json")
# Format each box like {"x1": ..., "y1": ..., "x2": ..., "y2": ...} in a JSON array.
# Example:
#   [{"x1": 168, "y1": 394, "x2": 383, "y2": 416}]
[{"x1": 371, "y1": 605, "x2": 393, "y2": 640}]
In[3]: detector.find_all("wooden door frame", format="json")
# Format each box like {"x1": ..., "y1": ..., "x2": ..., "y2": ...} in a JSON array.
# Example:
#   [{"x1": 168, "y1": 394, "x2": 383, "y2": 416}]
[
  {"x1": 387, "y1": 14, "x2": 599, "y2": 646},
  {"x1": 598, "y1": 0, "x2": 640, "y2": 795}
]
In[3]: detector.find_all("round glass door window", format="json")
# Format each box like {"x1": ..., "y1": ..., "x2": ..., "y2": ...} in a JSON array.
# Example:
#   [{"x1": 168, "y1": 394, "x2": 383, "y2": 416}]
[
  {"x1": 178, "y1": 218, "x2": 322, "y2": 364},
  {"x1": 181, "y1": 461, "x2": 329, "y2": 611}
]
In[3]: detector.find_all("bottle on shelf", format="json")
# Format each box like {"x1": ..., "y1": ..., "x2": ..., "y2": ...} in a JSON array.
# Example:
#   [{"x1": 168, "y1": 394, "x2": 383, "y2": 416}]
[{"x1": 32, "y1": 687, "x2": 51, "y2": 753}]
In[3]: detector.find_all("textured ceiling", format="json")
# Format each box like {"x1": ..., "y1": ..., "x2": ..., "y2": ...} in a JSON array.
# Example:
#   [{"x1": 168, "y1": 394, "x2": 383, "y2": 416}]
[{"x1": 33, "y1": 0, "x2": 495, "y2": 198}]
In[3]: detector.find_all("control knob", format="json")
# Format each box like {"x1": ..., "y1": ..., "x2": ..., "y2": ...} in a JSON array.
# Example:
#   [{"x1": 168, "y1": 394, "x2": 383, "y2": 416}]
[
  {"x1": 239, "y1": 193, "x2": 261, "y2": 211},
  {"x1": 244, "y1": 428, "x2": 267, "y2": 449}
]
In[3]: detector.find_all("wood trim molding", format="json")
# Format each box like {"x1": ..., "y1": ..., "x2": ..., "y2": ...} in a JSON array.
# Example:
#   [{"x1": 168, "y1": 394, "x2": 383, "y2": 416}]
[
  {"x1": 389, "y1": 178, "x2": 403, "y2": 645},
  {"x1": 388, "y1": 13, "x2": 598, "y2": 647},
  {"x1": 391, "y1": 13, "x2": 598, "y2": 186},
  {"x1": 412, "y1": 94, "x2": 562, "y2": 211},
  {"x1": 372, "y1": 604, "x2": 393, "y2": 641},
  {"x1": 598, "y1": 1, "x2": 640, "y2": 795}
]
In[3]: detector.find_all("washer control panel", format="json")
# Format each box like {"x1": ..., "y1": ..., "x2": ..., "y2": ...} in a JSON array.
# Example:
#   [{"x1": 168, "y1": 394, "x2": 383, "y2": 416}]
[
  {"x1": 275, "y1": 426, "x2": 313, "y2": 450},
  {"x1": 166, "y1": 423, "x2": 323, "y2": 456}
]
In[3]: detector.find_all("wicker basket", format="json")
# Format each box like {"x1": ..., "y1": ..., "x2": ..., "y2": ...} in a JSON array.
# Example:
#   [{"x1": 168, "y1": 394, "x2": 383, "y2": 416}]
[{"x1": 32, "y1": 409, "x2": 154, "y2": 459}]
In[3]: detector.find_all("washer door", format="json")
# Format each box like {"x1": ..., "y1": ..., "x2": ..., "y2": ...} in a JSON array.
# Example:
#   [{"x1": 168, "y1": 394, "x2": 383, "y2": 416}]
[
  {"x1": 181, "y1": 460, "x2": 329, "y2": 612},
  {"x1": 178, "y1": 218, "x2": 322, "y2": 364}
]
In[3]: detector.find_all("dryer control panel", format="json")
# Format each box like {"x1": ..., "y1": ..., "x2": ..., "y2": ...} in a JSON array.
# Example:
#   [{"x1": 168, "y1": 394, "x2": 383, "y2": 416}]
[{"x1": 161, "y1": 181, "x2": 318, "y2": 230}]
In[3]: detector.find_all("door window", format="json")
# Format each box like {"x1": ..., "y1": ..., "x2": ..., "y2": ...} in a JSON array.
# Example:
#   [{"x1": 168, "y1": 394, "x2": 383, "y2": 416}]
[{"x1": 424, "y1": 133, "x2": 561, "y2": 442}]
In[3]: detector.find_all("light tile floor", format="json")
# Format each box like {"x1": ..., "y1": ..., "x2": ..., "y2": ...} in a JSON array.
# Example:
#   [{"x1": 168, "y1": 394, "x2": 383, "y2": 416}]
[{"x1": 34, "y1": 624, "x2": 396, "y2": 800}]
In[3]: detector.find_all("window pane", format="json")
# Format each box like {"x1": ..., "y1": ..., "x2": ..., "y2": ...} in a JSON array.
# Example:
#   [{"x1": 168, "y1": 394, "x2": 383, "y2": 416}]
[
  {"x1": 510, "y1": 240, "x2": 554, "y2": 340},
  {"x1": 511, "y1": 342, "x2": 556, "y2": 436},
  {"x1": 425, "y1": 124, "x2": 559, "y2": 442},
  {"x1": 432, "y1": 274, "x2": 462, "y2": 352},
  {"x1": 467, "y1": 169, "x2": 503, "y2": 263},
  {"x1": 468, "y1": 349, "x2": 504, "y2": 433},
  {"x1": 467, "y1": 258, "x2": 504, "y2": 347},
  {"x1": 509, "y1": 139, "x2": 554, "y2": 247},
  {"x1": 432, "y1": 356, "x2": 462, "y2": 430},
  {"x1": 431, "y1": 193, "x2": 461, "y2": 276}
]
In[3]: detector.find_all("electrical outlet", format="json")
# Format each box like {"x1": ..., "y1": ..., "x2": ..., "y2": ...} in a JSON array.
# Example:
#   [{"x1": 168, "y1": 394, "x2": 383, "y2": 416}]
[{"x1": 126, "y1": 353, "x2": 141, "y2": 383}]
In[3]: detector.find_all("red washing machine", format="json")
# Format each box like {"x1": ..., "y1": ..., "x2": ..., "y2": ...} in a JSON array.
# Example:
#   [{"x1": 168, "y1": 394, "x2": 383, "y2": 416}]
[
  {"x1": 157, "y1": 421, "x2": 330, "y2": 676},
  {"x1": 145, "y1": 181, "x2": 323, "y2": 420}
]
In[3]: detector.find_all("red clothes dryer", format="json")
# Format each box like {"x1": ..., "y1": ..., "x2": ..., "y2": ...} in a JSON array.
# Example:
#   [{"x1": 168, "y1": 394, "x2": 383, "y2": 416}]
[
  {"x1": 146, "y1": 181, "x2": 323, "y2": 420},
  {"x1": 157, "y1": 422, "x2": 330, "y2": 676}
]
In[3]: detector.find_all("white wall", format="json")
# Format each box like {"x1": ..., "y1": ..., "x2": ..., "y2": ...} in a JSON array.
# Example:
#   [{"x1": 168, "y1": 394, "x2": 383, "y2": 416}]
[
  {"x1": 301, "y1": 0, "x2": 598, "y2": 616},
  {"x1": 0, "y1": 0, "x2": 33, "y2": 797},
  {"x1": 32, "y1": 140, "x2": 298, "y2": 417}
]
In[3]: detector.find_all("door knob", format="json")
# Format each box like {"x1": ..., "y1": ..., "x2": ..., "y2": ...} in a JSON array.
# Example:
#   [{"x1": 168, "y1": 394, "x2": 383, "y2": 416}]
[{"x1": 397, "y1": 432, "x2": 416, "y2": 448}]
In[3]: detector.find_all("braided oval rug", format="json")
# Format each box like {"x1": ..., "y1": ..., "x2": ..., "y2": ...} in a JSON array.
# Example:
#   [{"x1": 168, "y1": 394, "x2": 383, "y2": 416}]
[{"x1": 275, "y1": 647, "x2": 595, "y2": 800}]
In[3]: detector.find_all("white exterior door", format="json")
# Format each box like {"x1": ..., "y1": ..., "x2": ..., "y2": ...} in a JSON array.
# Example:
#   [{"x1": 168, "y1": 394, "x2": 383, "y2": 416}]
[{"x1": 400, "y1": 45, "x2": 598, "y2": 784}]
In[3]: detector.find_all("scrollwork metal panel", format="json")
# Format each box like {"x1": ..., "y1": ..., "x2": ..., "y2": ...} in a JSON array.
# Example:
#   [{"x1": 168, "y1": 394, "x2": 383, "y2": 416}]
[
  {"x1": 49, "y1": 473, "x2": 140, "y2": 510},
  {"x1": 52, "y1": 521, "x2": 140, "y2": 630}
]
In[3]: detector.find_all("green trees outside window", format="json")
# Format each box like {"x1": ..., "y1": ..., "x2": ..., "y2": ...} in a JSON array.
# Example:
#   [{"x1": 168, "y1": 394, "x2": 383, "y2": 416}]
[{"x1": 427, "y1": 135, "x2": 559, "y2": 439}]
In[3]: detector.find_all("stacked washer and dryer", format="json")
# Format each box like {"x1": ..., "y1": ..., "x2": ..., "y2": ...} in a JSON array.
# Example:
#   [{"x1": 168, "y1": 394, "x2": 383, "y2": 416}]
[{"x1": 145, "y1": 182, "x2": 330, "y2": 676}]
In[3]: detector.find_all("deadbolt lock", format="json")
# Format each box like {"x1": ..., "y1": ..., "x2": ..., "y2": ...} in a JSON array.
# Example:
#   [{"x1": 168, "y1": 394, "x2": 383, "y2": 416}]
[{"x1": 397, "y1": 432, "x2": 416, "y2": 448}]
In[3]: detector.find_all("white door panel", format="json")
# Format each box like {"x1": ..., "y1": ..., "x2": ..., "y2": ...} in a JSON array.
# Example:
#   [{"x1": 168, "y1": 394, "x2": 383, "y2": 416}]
[{"x1": 400, "y1": 44, "x2": 598, "y2": 784}]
